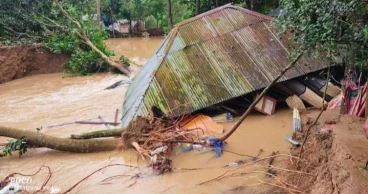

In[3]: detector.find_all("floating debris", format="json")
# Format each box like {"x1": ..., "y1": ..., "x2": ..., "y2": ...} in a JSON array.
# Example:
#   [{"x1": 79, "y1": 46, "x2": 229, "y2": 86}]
[{"x1": 180, "y1": 114, "x2": 224, "y2": 134}]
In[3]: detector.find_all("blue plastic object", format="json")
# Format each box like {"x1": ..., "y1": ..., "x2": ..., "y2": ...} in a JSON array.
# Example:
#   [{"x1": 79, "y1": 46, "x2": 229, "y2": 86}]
[
  {"x1": 208, "y1": 138, "x2": 223, "y2": 157},
  {"x1": 226, "y1": 113, "x2": 233, "y2": 120}
]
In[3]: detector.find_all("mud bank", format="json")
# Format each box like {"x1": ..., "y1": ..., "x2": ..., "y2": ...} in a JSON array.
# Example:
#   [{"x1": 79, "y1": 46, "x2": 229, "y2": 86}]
[
  {"x1": 0, "y1": 45, "x2": 68, "y2": 84},
  {"x1": 282, "y1": 110, "x2": 368, "y2": 194}
]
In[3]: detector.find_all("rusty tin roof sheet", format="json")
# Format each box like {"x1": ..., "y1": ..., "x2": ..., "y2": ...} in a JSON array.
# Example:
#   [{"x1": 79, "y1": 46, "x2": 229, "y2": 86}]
[{"x1": 121, "y1": 5, "x2": 328, "y2": 127}]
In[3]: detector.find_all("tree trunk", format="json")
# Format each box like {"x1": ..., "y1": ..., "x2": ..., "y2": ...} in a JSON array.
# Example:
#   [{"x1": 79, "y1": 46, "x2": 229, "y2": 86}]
[
  {"x1": 219, "y1": 53, "x2": 303, "y2": 141},
  {"x1": 129, "y1": 17, "x2": 133, "y2": 36},
  {"x1": 245, "y1": 0, "x2": 254, "y2": 10},
  {"x1": 0, "y1": 126, "x2": 119, "y2": 153},
  {"x1": 71, "y1": 128, "x2": 124, "y2": 139},
  {"x1": 96, "y1": 0, "x2": 101, "y2": 25},
  {"x1": 167, "y1": 0, "x2": 173, "y2": 30},
  {"x1": 57, "y1": 2, "x2": 131, "y2": 76},
  {"x1": 215, "y1": 0, "x2": 219, "y2": 7},
  {"x1": 196, "y1": 0, "x2": 201, "y2": 15}
]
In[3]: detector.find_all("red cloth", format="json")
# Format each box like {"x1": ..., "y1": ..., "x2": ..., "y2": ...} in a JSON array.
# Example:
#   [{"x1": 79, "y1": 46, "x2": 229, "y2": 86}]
[{"x1": 344, "y1": 80, "x2": 358, "y2": 113}]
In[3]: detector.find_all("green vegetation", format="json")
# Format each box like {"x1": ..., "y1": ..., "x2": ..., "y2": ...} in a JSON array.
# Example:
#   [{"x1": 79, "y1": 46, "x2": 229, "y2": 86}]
[
  {"x1": 145, "y1": 15, "x2": 158, "y2": 29},
  {"x1": 106, "y1": 0, "x2": 279, "y2": 33},
  {"x1": 43, "y1": 10, "x2": 114, "y2": 75},
  {"x1": 2, "y1": 0, "x2": 366, "y2": 75},
  {"x1": 277, "y1": 0, "x2": 368, "y2": 67},
  {"x1": 0, "y1": 0, "x2": 128, "y2": 76},
  {"x1": 0, "y1": 0, "x2": 280, "y2": 76},
  {"x1": 0, "y1": 138, "x2": 28, "y2": 158},
  {"x1": 119, "y1": 55, "x2": 132, "y2": 67}
]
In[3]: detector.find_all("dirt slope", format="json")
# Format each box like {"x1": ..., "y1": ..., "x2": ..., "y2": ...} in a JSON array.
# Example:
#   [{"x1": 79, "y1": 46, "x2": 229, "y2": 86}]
[
  {"x1": 0, "y1": 45, "x2": 68, "y2": 84},
  {"x1": 285, "y1": 110, "x2": 368, "y2": 194}
]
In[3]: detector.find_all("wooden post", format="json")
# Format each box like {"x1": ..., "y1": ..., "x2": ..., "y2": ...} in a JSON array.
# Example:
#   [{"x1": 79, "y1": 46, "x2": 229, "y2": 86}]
[
  {"x1": 196, "y1": 0, "x2": 200, "y2": 15},
  {"x1": 167, "y1": 0, "x2": 173, "y2": 30},
  {"x1": 96, "y1": 0, "x2": 101, "y2": 25}
]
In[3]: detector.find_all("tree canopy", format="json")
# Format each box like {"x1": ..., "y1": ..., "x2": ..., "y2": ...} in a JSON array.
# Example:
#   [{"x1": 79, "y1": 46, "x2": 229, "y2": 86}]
[
  {"x1": 2, "y1": 0, "x2": 367, "y2": 75},
  {"x1": 277, "y1": 0, "x2": 368, "y2": 68}
]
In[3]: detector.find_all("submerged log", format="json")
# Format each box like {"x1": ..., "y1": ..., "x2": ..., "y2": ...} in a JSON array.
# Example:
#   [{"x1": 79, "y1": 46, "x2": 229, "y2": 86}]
[{"x1": 0, "y1": 126, "x2": 119, "y2": 153}]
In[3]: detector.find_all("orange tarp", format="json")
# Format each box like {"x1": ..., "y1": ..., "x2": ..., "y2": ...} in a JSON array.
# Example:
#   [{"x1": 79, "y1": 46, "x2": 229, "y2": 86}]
[{"x1": 180, "y1": 115, "x2": 224, "y2": 134}]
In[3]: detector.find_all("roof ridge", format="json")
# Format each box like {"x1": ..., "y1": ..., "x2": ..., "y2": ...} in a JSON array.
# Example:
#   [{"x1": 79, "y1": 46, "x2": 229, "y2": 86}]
[
  {"x1": 163, "y1": 4, "x2": 273, "y2": 56},
  {"x1": 173, "y1": 4, "x2": 273, "y2": 29}
]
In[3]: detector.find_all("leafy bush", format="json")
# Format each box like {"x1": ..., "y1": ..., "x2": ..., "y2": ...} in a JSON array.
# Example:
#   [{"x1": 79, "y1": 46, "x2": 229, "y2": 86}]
[
  {"x1": 0, "y1": 138, "x2": 28, "y2": 158},
  {"x1": 44, "y1": 19, "x2": 114, "y2": 75},
  {"x1": 145, "y1": 15, "x2": 158, "y2": 30},
  {"x1": 119, "y1": 55, "x2": 131, "y2": 67}
]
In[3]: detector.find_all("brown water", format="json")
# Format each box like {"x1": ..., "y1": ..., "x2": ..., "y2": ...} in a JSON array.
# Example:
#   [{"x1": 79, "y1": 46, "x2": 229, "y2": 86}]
[
  {"x1": 0, "y1": 38, "x2": 294, "y2": 194},
  {"x1": 104, "y1": 37, "x2": 164, "y2": 66}
]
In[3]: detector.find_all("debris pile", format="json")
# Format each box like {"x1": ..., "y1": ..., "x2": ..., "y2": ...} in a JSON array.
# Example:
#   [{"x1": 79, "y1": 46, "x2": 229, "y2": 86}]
[{"x1": 119, "y1": 115, "x2": 204, "y2": 173}]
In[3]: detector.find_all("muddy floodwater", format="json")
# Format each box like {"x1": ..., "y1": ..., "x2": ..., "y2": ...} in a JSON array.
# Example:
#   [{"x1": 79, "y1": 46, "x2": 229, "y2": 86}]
[
  {"x1": 104, "y1": 37, "x2": 164, "y2": 66},
  {"x1": 0, "y1": 38, "x2": 293, "y2": 194}
]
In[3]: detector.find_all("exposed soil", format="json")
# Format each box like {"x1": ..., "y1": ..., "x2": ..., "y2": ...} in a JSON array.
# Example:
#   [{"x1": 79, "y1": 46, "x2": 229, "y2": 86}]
[
  {"x1": 0, "y1": 44, "x2": 68, "y2": 84},
  {"x1": 282, "y1": 110, "x2": 368, "y2": 194}
]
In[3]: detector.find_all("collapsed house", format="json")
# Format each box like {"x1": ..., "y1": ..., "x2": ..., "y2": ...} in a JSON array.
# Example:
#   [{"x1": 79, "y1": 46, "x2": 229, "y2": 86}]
[{"x1": 120, "y1": 5, "x2": 331, "y2": 127}]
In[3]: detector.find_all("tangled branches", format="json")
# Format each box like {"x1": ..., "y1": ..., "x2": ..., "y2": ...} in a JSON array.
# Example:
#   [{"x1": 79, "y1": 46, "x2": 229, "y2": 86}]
[
  {"x1": 119, "y1": 115, "x2": 201, "y2": 161},
  {"x1": 197, "y1": 154, "x2": 313, "y2": 194}
]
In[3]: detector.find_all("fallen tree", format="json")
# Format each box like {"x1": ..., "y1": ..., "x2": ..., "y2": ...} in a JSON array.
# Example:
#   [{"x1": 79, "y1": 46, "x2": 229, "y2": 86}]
[
  {"x1": 0, "y1": 126, "x2": 119, "y2": 153},
  {"x1": 70, "y1": 128, "x2": 123, "y2": 139},
  {"x1": 0, "y1": 116, "x2": 198, "y2": 159},
  {"x1": 55, "y1": 2, "x2": 131, "y2": 76}
]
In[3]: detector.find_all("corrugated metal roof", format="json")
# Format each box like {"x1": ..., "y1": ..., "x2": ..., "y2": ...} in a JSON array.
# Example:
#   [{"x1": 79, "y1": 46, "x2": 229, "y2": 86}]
[{"x1": 120, "y1": 5, "x2": 328, "y2": 127}]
